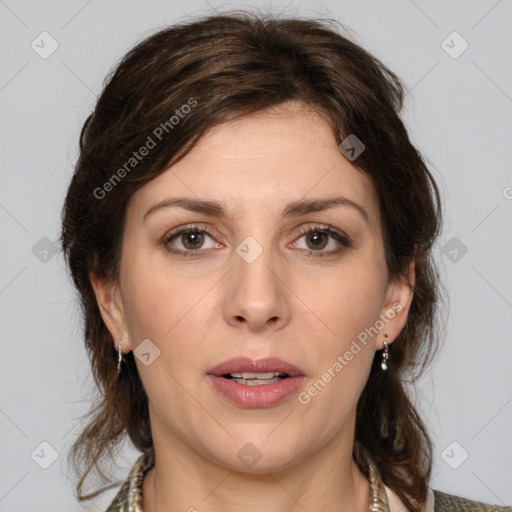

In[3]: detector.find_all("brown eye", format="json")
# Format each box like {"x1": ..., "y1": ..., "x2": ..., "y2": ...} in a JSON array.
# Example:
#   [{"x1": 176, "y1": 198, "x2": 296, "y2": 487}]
[
  {"x1": 293, "y1": 226, "x2": 352, "y2": 256},
  {"x1": 305, "y1": 231, "x2": 328, "y2": 250},
  {"x1": 179, "y1": 230, "x2": 205, "y2": 250},
  {"x1": 164, "y1": 226, "x2": 219, "y2": 255}
]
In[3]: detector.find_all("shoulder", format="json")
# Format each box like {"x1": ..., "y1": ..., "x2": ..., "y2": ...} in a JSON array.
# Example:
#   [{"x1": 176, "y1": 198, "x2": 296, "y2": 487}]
[{"x1": 433, "y1": 489, "x2": 512, "y2": 511}]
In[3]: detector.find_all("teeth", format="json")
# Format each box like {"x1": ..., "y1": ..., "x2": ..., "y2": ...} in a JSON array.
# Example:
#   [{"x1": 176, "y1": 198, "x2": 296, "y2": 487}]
[
  {"x1": 224, "y1": 371, "x2": 289, "y2": 385},
  {"x1": 228, "y1": 372, "x2": 284, "y2": 379},
  {"x1": 231, "y1": 377, "x2": 283, "y2": 386}
]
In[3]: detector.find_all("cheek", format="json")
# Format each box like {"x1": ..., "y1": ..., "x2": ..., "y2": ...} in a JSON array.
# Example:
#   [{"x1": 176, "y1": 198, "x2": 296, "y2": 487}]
[
  {"x1": 119, "y1": 261, "x2": 208, "y2": 414},
  {"x1": 295, "y1": 269, "x2": 382, "y2": 433},
  {"x1": 289, "y1": 258, "x2": 386, "y2": 415},
  {"x1": 120, "y1": 245, "x2": 206, "y2": 341},
  {"x1": 293, "y1": 261, "x2": 387, "y2": 344}
]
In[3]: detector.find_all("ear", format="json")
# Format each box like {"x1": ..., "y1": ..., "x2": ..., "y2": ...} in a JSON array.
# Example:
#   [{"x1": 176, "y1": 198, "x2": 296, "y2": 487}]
[
  {"x1": 376, "y1": 258, "x2": 415, "y2": 350},
  {"x1": 89, "y1": 271, "x2": 133, "y2": 354}
]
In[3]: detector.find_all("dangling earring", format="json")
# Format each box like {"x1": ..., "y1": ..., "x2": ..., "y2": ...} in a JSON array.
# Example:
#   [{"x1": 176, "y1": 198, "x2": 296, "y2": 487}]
[
  {"x1": 381, "y1": 333, "x2": 389, "y2": 371},
  {"x1": 117, "y1": 340, "x2": 123, "y2": 375}
]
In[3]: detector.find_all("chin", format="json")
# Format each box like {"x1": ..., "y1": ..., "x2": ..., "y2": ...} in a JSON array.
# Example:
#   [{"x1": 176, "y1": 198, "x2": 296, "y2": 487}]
[{"x1": 207, "y1": 432, "x2": 306, "y2": 474}]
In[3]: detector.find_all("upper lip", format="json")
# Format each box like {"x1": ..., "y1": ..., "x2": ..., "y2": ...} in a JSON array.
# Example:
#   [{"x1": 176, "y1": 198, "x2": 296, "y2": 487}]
[{"x1": 207, "y1": 356, "x2": 305, "y2": 377}]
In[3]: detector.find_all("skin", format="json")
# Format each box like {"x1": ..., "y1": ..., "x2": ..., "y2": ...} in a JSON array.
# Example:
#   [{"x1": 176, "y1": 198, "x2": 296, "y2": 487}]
[{"x1": 91, "y1": 101, "x2": 415, "y2": 512}]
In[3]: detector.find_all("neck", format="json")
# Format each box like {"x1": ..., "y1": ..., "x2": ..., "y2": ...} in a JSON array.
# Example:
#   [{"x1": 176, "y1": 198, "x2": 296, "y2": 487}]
[{"x1": 142, "y1": 425, "x2": 370, "y2": 512}]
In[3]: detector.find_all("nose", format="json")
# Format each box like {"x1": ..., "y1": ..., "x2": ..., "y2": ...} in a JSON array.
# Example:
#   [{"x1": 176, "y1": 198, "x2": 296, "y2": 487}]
[{"x1": 223, "y1": 241, "x2": 291, "y2": 333}]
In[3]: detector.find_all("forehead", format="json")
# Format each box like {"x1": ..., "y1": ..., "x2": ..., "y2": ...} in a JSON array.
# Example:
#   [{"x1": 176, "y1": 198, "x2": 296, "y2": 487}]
[{"x1": 128, "y1": 103, "x2": 380, "y2": 231}]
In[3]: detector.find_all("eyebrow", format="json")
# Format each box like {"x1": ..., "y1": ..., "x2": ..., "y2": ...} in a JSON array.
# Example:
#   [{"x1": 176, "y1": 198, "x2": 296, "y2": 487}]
[{"x1": 143, "y1": 196, "x2": 370, "y2": 225}]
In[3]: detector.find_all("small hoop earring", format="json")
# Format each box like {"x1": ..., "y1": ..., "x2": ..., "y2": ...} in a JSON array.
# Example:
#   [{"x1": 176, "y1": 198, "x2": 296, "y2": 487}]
[
  {"x1": 381, "y1": 333, "x2": 389, "y2": 371},
  {"x1": 117, "y1": 340, "x2": 123, "y2": 375}
]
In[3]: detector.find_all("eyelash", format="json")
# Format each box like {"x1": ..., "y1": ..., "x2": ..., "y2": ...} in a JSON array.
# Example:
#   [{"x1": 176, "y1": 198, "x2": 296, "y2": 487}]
[{"x1": 163, "y1": 223, "x2": 352, "y2": 258}]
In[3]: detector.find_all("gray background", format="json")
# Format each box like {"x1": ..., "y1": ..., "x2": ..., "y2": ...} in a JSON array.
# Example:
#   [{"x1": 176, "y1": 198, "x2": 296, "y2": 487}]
[{"x1": 1, "y1": 0, "x2": 511, "y2": 510}]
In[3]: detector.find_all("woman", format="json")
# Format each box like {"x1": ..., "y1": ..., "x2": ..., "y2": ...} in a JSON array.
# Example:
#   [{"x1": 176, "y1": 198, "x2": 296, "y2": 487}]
[{"x1": 60, "y1": 11, "x2": 511, "y2": 512}]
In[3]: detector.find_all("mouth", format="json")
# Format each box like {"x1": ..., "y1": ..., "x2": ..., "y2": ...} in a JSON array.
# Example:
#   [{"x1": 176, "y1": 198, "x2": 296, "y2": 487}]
[
  {"x1": 206, "y1": 356, "x2": 306, "y2": 407},
  {"x1": 221, "y1": 371, "x2": 290, "y2": 386},
  {"x1": 207, "y1": 356, "x2": 305, "y2": 380}
]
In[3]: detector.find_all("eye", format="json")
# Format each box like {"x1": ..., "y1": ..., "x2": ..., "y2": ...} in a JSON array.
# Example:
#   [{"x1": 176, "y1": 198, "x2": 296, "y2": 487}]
[
  {"x1": 162, "y1": 223, "x2": 351, "y2": 258},
  {"x1": 292, "y1": 224, "x2": 351, "y2": 256},
  {"x1": 164, "y1": 225, "x2": 220, "y2": 255}
]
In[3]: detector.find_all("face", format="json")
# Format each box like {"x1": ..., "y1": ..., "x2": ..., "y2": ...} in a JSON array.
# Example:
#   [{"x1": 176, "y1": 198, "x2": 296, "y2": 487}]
[{"x1": 92, "y1": 101, "x2": 413, "y2": 473}]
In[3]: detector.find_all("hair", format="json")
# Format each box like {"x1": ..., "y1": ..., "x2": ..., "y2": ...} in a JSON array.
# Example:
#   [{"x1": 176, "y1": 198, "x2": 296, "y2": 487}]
[{"x1": 60, "y1": 10, "x2": 446, "y2": 511}]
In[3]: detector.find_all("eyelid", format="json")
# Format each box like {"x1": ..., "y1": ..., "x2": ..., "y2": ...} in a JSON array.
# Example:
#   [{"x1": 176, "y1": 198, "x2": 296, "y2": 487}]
[
  {"x1": 163, "y1": 223, "x2": 222, "y2": 244},
  {"x1": 294, "y1": 223, "x2": 349, "y2": 241},
  {"x1": 291, "y1": 223, "x2": 352, "y2": 251}
]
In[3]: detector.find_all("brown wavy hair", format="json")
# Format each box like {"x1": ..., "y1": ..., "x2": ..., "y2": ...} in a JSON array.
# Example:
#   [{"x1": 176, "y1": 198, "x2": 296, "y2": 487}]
[{"x1": 60, "y1": 10, "x2": 446, "y2": 511}]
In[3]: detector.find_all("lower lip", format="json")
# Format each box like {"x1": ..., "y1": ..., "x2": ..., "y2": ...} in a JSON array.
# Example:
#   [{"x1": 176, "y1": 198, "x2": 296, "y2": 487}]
[{"x1": 207, "y1": 375, "x2": 306, "y2": 408}]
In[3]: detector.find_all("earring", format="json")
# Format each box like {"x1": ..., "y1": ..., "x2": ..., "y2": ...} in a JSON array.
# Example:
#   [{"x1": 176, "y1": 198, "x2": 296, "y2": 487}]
[
  {"x1": 381, "y1": 333, "x2": 389, "y2": 371},
  {"x1": 117, "y1": 340, "x2": 123, "y2": 375}
]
